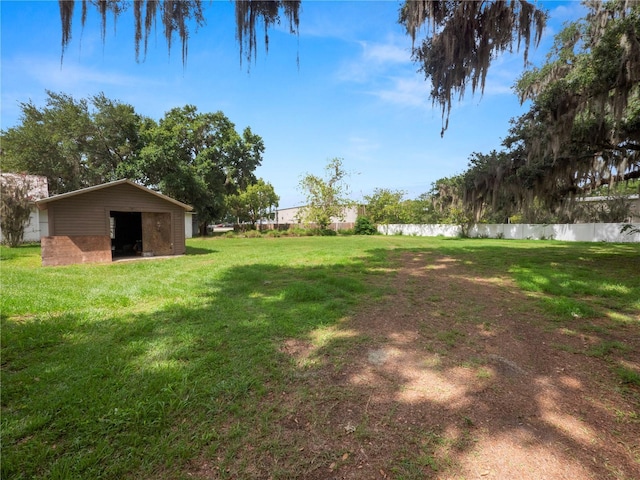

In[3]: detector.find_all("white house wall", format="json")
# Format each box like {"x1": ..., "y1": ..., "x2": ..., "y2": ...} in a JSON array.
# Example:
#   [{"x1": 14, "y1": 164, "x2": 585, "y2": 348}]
[
  {"x1": 185, "y1": 212, "x2": 193, "y2": 239},
  {"x1": 0, "y1": 173, "x2": 49, "y2": 244},
  {"x1": 0, "y1": 207, "x2": 43, "y2": 243},
  {"x1": 39, "y1": 209, "x2": 49, "y2": 237},
  {"x1": 23, "y1": 209, "x2": 42, "y2": 242}
]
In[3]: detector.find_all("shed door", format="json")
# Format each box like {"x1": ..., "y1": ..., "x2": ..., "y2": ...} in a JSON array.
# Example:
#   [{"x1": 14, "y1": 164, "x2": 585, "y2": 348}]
[{"x1": 142, "y1": 212, "x2": 173, "y2": 256}]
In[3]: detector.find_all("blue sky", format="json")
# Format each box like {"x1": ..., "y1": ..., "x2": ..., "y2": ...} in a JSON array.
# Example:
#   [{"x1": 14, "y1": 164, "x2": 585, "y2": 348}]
[{"x1": 1, "y1": 0, "x2": 587, "y2": 208}]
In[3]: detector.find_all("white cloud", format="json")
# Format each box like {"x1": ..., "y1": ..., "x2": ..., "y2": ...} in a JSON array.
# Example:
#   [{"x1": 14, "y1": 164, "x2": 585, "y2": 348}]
[
  {"x1": 540, "y1": 2, "x2": 589, "y2": 40},
  {"x1": 20, "y1": 58, "x2": 164, "y2": 91},
  {"x1": 0, "y1": 55, "x2": 174, "y2": 126},
  {"x1": 335, "y1": 36, "x2": 412, "y2": 83},
  {"x1": 360, "y1": 41, "x2": 410, "y2": 64},
  {"x1": 367, "y1": 76, "x2": 428, "y2": 108},
  {"x1": 549, "y1": 2, "x2": 589, "y2": 23}
]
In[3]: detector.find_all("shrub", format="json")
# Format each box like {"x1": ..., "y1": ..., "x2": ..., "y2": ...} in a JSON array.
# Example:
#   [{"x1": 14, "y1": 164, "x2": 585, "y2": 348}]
[
  {"x1": 0, "y1": 175, "x2": 33, "y2": 247},
  {"x1": 354, "y1": 216, "x2": 377, "y2": 235},
  {"x1": 264, "y1": 230, "x2": 281, "y2": 238},
  {"x1": 244, "y1": 229, "x2": 262, "y2": 238},
  {"x1": 319, "y1": 228, "x2": 337, "y2": 236}
]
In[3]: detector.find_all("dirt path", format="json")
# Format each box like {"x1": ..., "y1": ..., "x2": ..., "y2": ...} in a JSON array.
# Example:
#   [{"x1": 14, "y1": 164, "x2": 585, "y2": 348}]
[{"x1": 275, "y1": 251, "x2": 640, "y2": 479}]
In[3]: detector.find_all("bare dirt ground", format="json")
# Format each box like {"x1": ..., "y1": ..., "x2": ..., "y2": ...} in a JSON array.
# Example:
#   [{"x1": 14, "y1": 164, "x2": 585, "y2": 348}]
[{"x1": 272, "y1": 251, "x2": 640, "y2": 479}]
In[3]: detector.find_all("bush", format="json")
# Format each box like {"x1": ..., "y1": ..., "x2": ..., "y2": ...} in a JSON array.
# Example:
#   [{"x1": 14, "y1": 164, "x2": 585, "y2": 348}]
[
  {"x1": 0, "y1": 175, "x2": 33, "y2": 247},
  {"x1": 300, "y1": 228, "x2": 315, "y2": 237},
  {"x1": 354, "y1": 216, "x2": 377, "y2": 235},
  {"x1": 319, "y1": 228, "x2": 337, "y2": 236},
  {"x1": 244, "y1": 229, "x2": 262, "y2": 238},
  {"x1": 264, "y1": 230, "x2": 281, "y2": 238}
]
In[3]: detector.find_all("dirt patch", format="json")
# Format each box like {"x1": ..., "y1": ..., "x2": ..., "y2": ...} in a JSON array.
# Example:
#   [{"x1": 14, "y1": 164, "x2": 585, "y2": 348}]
[
  {"x1": 191, "y1": 250, "x2": 640, "y2": 479},
  {"x1": 286, "y1": 251, "x2": 640, "y2": 479}
]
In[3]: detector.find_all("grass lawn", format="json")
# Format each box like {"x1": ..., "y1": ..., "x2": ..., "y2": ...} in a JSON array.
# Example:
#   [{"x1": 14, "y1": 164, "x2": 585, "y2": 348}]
[{"x1": 1, "y1": 236, "x2": 639, "y2": 479}]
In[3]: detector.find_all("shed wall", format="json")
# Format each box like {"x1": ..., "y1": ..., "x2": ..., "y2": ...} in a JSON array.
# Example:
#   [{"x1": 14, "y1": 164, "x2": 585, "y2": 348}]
[
  {"x1": 41, "y1": 235, "x2": 112, "y2": 266},
  {"x1": 47, "y1": 183, "x2": 186, "y2": 254}
]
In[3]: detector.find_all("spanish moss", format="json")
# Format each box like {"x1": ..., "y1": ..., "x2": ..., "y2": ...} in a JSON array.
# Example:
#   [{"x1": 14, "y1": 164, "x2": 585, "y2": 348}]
[{"x1": 400, "y1": 1, "x2": 547, "y2": 136}]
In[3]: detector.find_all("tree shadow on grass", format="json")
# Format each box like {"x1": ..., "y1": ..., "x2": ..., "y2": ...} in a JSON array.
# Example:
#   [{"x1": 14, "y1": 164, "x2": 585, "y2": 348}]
[
  {"x1": 258, "y1": 244, "x2": 639, "y2": 479},
  {"x1": 185, "y1": 245, "x2": 218, "y2": 255},
  {"x1": 1, "y1": 241, "x2": 638, "y2": 479}
]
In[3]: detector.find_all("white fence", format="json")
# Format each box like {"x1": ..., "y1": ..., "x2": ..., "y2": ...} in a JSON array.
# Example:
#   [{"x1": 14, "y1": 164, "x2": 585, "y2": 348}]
[{"x1": 378, "y1": 223, "x2": 640, "y2": 243}]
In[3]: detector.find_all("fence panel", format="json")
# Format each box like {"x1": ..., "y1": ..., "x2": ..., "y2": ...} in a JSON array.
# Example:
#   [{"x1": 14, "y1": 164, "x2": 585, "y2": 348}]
[{"x1": 378, "y1": 223, "x2": 640, "y2": 243}]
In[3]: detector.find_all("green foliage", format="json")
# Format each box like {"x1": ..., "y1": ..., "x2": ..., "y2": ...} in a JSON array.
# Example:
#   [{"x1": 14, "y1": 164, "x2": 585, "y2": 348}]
[
  {"x1": 354, "y1": 216, "x2": 377, "y2": 235},
  {"x1": 440, "y1": 2, "x2": 640, "y2": 219},
  {"x1": 363, "y1": 188, "x2": 442, "y2": 226},
  {"x1": 132, "y1": 105, "x2": 264, "y2": 234},
  {"x1": 0, "y1": 175, "x2": 32, "y2": 247},
  {"x1": 226, "y1": 179, "x2": 279, "y2": 227},
  {"x1": 243, "y1": 229, "x2": 263, "y2": 238},
  {"x1": 588, "y1": 179, "x2": 640, "y2": 197},
  {"x1": 285, "y1": 227, "x2": 313, "y2": 237},
  {"x1": 264, "y1": 229, "x2": 281, "y2": 238},
  {"x1": 1, "y1": 91, "x2": 144, "y2": 194},
  {"x1": 428, "y1": 176, "x2": 476, "y2": 228},
  {"x1": 297, "y1": 158, "x2": 354, "y2": 230},
  {"x1": 364, "y1": 188, "x2": 408, "y2": 224},
  {"x1": 0, "y1": 93, "x2": 266, "y2": 236},
  {"x1": 613, "y1": 366, "x2": 640, "y2": 386},
  {"x1": 402, "y1": 193, "x2": 441, "y2": 224}
]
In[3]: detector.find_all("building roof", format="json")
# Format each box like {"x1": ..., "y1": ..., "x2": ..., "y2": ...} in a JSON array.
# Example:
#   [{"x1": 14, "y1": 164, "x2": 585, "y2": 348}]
[{"x1": 36, "y1": 179, "x2": 193, "y2": 211}]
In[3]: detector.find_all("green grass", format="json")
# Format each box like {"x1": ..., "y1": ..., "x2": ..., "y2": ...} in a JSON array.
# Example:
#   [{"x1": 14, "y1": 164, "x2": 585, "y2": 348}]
[
  {"x1": 613, "y1": 366, "x2": 640, "y2": 386},
  {"x1": 1, "y1": 236, "x2": 639, "y2": 479}
]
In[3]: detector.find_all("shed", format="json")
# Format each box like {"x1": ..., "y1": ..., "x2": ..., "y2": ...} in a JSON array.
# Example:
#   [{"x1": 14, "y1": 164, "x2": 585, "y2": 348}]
[{"x1": 36, "y1": 179, "x2": 193, "y2": 266}]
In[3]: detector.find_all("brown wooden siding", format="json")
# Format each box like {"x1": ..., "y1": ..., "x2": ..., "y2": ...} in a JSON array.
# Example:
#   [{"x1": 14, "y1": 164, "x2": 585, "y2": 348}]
[
  {"x1": 41, "y1": 235, "x2": 112, "y2": 266},
  {"x1": 46, "y1": 183, "x2": 187, "y2": 257}
]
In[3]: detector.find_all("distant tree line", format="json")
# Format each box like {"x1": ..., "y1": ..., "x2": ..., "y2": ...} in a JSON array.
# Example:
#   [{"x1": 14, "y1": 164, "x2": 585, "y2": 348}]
[
  {"x1": 366, "y1": 1, "x2": 639, "y2": 227},
  {"x1": 0, "y1": 91, "x2": 278, "y2": 235},
  {"x1": 455, "y1": 1, "x2": 640, "y2": 222}
]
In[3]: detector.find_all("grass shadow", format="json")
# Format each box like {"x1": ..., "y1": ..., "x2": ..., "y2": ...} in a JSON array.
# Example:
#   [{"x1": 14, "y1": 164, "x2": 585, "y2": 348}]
[{"x1": 185, "y1": 245, "x2": 218, "y2": 255}]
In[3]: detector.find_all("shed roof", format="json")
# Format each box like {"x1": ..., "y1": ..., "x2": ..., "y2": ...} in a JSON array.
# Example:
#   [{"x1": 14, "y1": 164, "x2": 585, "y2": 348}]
[{"x1": 36, "y1": 179, "x2": 193, "y2": 211}]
